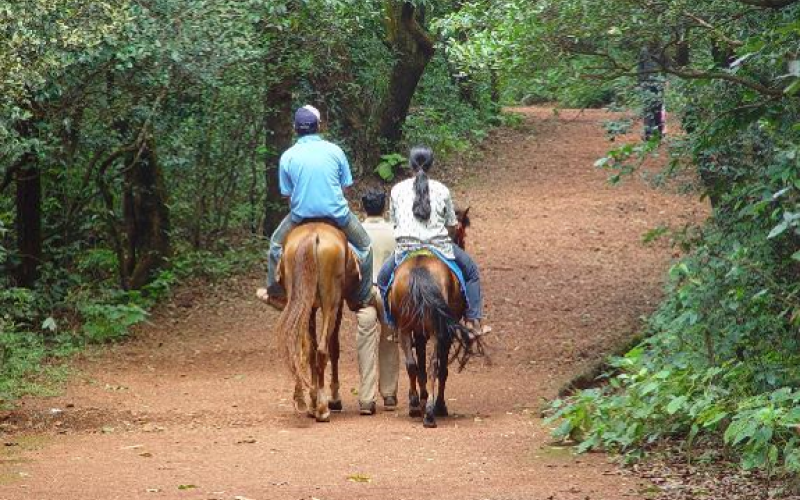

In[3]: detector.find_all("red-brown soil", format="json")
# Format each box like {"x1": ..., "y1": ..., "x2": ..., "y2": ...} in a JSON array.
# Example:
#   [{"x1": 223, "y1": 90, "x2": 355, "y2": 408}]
[{"x1": 0, "y1": 107, "x2": 706, "y2": 500}]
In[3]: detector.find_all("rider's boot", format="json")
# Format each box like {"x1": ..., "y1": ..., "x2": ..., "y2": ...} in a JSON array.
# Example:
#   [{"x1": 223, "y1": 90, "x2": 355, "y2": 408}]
[{"x1": 256, "y1": 284, "x2": 287, "y2": 311}]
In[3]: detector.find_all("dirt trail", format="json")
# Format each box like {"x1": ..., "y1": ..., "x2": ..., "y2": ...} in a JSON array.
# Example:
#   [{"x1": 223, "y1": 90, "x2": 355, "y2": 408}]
[{"x1": 1, "y1": 108, "x2": 704, "y2": 500}]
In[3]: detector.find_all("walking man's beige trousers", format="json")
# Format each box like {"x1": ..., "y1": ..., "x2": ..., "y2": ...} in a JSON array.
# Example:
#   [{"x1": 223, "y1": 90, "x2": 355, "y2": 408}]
[{"x1": 356, "y1": 291, "x2": 399, "y2": 407}]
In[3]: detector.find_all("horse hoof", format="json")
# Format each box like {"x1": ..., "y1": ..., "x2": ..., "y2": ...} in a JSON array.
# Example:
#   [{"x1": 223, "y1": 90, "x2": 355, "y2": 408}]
[
  {"x1": 294, "y1": 400, "x2": 308, "y2": 413},
  {"x1": 409, "y1": 406, "x2": 422, "y2": 418},
  {"x1": 329, "y1": 400, "x2": 343, "y2": 412},
  {"x1": 423, "y1": 416, "x2": 437, "y2": 428},
  {"x1": 434, "y1": 403, "x2": 449, "y2": 417}
]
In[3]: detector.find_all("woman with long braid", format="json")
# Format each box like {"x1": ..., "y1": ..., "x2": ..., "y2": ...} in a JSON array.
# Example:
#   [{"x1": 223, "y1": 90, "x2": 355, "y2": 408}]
[{"x1": 377, "y1": 146, "x2": 488, "y2": 336}]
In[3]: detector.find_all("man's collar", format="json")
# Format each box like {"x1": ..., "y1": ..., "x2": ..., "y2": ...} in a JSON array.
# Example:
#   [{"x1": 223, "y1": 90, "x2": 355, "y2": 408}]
[{"x1": 297, "y1": 134, "x2": 322, "y2": 144}]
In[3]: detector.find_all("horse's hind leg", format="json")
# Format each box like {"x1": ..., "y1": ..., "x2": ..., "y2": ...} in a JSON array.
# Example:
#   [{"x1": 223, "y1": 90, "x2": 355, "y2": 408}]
[
  {"x1": 415, "y1": 333, "x2": 430, "y2": 420},
  {"x1": 306, "y1": 310, "x2": 319, "y2": 418},
  {"x1": 314, "y1": 349, "x2": 329, "y2": 422},
  {"x1": 401, "y1": 331, "x2": 421, "y2": 418},
  {"x1": 293, "y1": 379, "x2": 307, "y2": 413},
  {"x1": 423, "y1": 337, "x2": 439, "y2": 428},
  {"x1": 328, "y1": 305, "x2": 344, "y2": 412},
  {"x1": 434, "y1": 345, "x2": 449, "y2": 418},
  {"x1": 313, "y1": 301, "x2": 340, "y2": 423},
  {"x1": 294, "y1": 312, "x2": 314, "y2": 415}
]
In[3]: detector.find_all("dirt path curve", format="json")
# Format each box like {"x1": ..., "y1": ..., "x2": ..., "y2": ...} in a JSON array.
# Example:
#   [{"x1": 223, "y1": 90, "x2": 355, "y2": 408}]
[{"x1": 1, "y1": 108, "x2": 704, "y2": 500}]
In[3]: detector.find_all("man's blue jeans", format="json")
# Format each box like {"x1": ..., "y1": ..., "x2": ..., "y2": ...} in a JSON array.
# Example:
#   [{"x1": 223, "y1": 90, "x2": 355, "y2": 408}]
[
  {"x1": 267, "y1": 212, "x2": 373, "y2": 306},
  {"x1": 376, "y1": 245, "x2": 483, "y2": 320}
]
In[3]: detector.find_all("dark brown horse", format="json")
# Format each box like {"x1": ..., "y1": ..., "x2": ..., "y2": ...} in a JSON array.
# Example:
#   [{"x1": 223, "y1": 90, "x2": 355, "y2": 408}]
[
  {"x1": 387, "y1": 208, "x2": 472, "y2": 428},
  {"x1": 275, "y1": 222, "x2": 360, "y2": 422}
]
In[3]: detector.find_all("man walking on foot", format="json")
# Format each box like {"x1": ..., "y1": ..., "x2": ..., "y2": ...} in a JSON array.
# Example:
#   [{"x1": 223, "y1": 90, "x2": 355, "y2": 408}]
[{"x1": 356, "y1": 190, "x2": 400, "y2": 414}]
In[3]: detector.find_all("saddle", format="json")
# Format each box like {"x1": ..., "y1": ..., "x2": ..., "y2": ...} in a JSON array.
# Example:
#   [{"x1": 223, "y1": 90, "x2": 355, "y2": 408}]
[{"x1": 297, "y1": 217, "x2": 341, "y2": 228}]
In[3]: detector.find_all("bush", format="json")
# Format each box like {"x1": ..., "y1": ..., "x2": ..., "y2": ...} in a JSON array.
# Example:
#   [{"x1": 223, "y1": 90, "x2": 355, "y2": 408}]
[
  {"x1": 402, "y1": 55, "x2": 498, "y2": 157},
  {"x1": 548, "y1": 217, "x2": 800, "y2": 475}
]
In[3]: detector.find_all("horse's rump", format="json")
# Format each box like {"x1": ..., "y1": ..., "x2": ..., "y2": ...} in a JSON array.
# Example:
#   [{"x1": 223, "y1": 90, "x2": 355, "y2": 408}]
[{"x1": 389, "y1": 255, "x2": 465, "y2": 339}]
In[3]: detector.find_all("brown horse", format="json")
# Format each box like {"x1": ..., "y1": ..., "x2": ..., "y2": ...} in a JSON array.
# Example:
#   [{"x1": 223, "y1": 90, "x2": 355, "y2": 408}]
[
  {"x1": 387, "y1": 209, "x2": 472, "y2": 428},
  {"x1": 275, "y1": 222, "x2": 360, "y2": 422}
]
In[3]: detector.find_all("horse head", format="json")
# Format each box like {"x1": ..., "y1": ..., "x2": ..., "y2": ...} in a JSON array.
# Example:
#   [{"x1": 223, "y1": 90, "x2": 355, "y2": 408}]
[{"x1": 453, "y1": 206, "x2": 471, "y2": 250}]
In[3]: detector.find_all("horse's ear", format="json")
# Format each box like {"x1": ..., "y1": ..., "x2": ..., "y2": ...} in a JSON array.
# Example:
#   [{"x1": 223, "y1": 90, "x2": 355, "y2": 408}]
[{"x1": 459, "y1": 206, "x2": 471, "y2": 227}]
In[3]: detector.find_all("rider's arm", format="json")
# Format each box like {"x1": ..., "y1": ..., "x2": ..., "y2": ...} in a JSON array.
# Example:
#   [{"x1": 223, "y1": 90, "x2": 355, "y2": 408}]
[
  {"x1": 444, "y1": 188, "x2": 458, "y2": 238},
  {"x1": 388, "y1": 190, "x2": 398, "y2": 226},
  {"x1": 279, "y1": 153, "x2": 293, "y2": 198},
  {"x1": 444, "y1": 189, "x2": 458, "y2": 226},
  {"x1": 336, "y1": 146, "x2": 354, "y2": 190}
]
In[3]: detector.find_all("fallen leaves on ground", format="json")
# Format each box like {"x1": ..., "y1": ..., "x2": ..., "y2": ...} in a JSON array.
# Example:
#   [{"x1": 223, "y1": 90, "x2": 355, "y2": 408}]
[{"x1": 347, "y1": 473, "x2": 372, "y2": 483}]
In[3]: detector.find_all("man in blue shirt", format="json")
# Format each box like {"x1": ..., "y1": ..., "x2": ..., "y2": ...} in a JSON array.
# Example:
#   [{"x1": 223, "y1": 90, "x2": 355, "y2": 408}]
[{"x1": 259, "y1": 105, "x2": 373, "y2": 310}]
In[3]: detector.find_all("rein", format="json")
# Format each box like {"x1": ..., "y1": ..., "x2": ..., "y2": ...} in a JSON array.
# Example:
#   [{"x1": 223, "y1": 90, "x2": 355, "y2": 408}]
[{"x1": 448, "y1": 324, "x2": 490, "y2": 373}]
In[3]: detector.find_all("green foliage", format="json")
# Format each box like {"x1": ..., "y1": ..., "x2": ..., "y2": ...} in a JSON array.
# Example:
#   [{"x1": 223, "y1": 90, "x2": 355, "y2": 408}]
[
  {"x1": 0, "y1": 235, "x2": 263, "y2": 402},
  {"x1": 403, "y1": 55, "x2": 498, "y2": 156},
  {"x1": 79, "y1": 303, "x2": 148, "y2": 343},
  {"x1": 549, "y1": 210, "x2": 800, "y2": 473},
  {"x1": 0, "y1": 330, "x2": 73, "y2": 403},
  {"x1": 375, "y1": 153, "x2": 406, "y2": 181},
  {"x1": 171, "y1": 239, "x2": 263, "y2": 281}
]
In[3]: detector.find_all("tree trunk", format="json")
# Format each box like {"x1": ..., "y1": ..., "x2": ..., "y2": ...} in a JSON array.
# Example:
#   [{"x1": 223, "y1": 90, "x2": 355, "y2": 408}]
[
  {"x1": 262, "y1": 74, "x2": 293, "y2": 237},
  {"x1": 122, "y1": 138, "x2": 171, "y2": 290},
  {"x1": 14, "y1": 150, "x2": 42, "y2": 288},
  {"x1": 371, "y1": 2, "x2": 435, "y2": 162},
  {"x1": 675, "y1": 42, "x2": 690, "y2": 68}
]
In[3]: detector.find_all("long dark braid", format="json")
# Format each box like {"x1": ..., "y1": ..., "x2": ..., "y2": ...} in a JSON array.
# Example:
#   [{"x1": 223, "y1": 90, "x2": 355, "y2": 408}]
[{"x1": 410, "y1": 146, "x2": 434, "y2": 221}]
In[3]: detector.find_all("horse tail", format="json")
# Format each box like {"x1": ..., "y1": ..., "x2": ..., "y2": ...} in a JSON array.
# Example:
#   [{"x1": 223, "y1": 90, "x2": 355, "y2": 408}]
[
  {"x1": 403, "y1": 266, "x2": 460, "y2": 356},
  {"x1": 276, "y1": 234, "x2": 319, "y2": 390}
]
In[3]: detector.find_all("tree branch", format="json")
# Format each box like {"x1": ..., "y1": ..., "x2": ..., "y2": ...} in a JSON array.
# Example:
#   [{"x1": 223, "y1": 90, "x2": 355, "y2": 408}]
[
  {"x1": 730, "y1": 0, "x2": 799, "y2": 8},
  {"x1": 554, "y1": 34, "x2": 792, "y2": 99},
  {"x1": 660, "y1": 64, "x2": 787, "y2": 97},
  {"x1": 683, "y1": 11, "x2": 744, "y2": 47}
]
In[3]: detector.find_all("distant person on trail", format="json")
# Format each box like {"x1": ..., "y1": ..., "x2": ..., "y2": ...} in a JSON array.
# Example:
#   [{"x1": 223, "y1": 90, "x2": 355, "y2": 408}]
[
  {"x1": 357, "y1": 190, "x2": 400, "y2": 413},
  {"x1": 377, "y1": 146, "x2": 490, "y2": 338},
  {"x1": 256, "y1": 105, "x2": 373, "y2": 312},
  {"x1": 638, "y1": 46, "x2": 666, "y2": 140}
]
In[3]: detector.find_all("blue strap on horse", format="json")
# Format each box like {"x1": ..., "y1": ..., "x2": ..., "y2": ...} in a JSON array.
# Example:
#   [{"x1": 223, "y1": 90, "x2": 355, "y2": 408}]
[{"x1": 379, "y1": 247, "x2": 469, "y2": 328}]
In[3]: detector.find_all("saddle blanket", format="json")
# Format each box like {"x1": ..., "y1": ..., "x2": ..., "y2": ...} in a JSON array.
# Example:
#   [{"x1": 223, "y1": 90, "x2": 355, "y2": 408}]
[{"x1": 379, "y1": 247, "x2": 468, "y2": 328}]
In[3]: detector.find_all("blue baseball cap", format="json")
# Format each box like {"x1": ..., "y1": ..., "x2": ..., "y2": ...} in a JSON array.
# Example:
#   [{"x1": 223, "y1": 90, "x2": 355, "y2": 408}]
[{"x1": 294, "y1": 105, "x2": 320, "y2": 133}]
